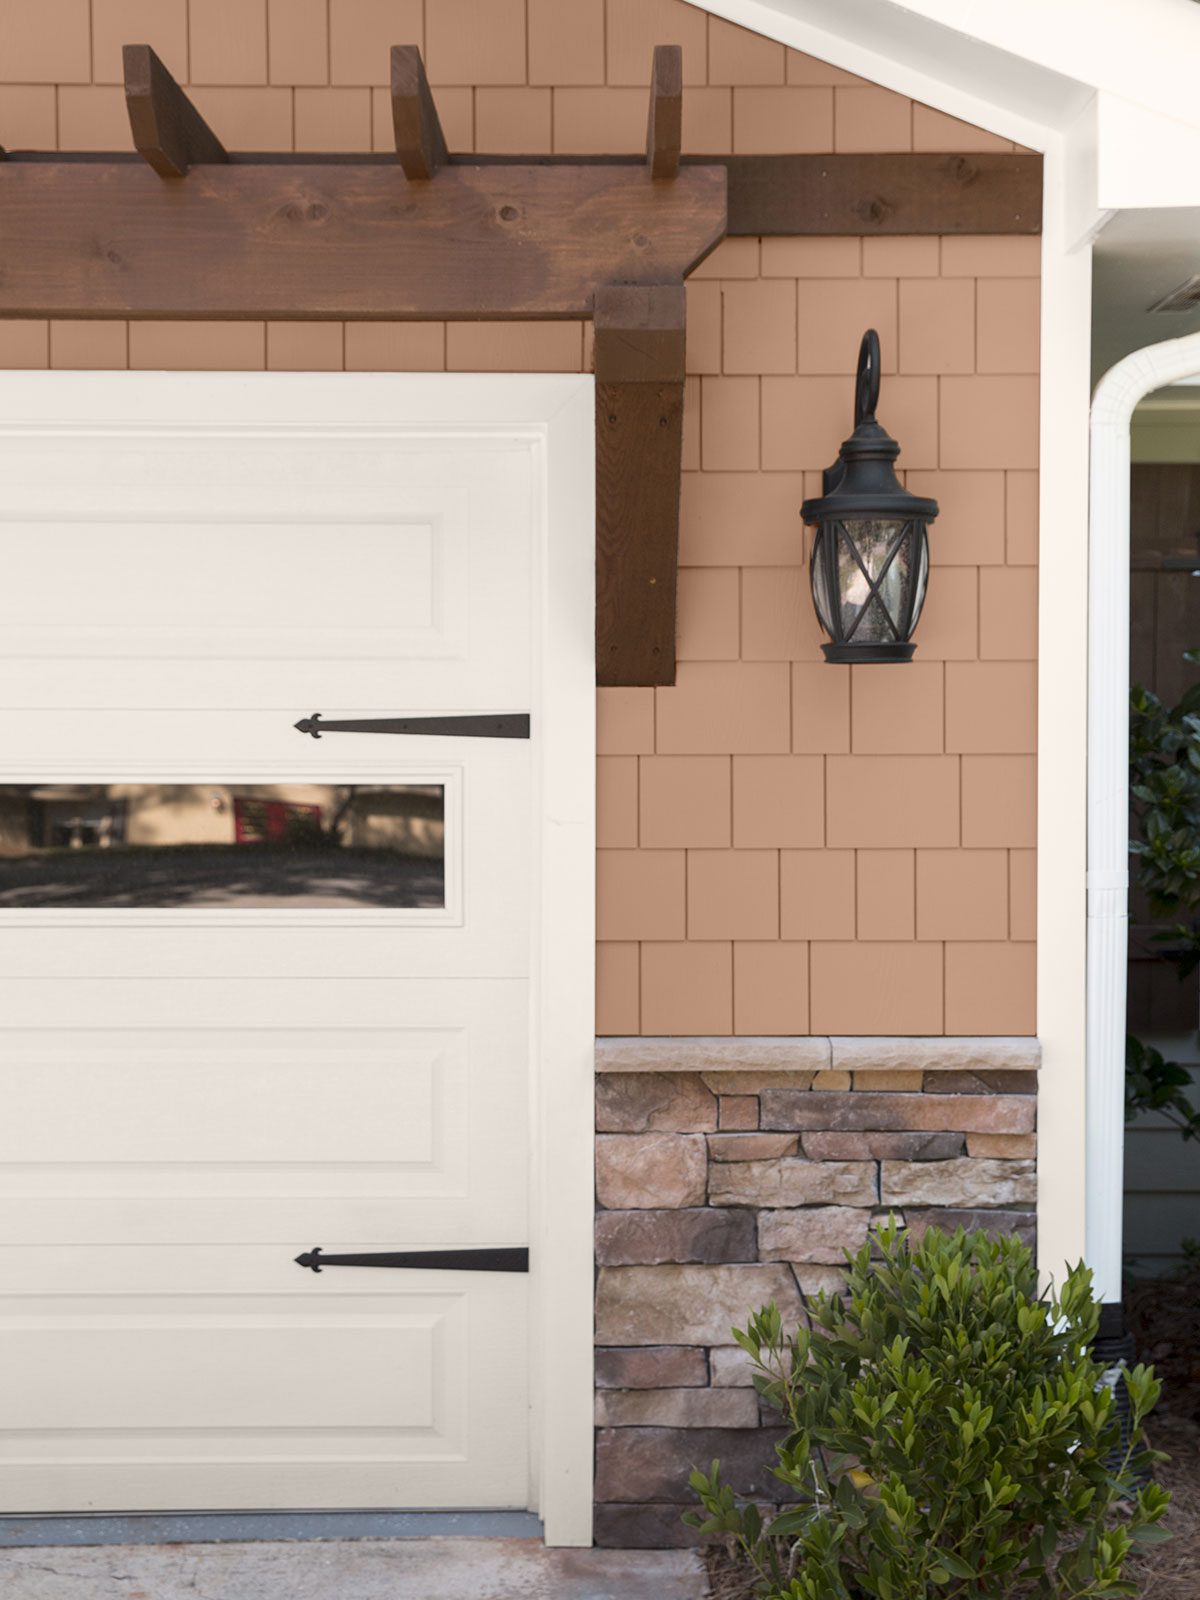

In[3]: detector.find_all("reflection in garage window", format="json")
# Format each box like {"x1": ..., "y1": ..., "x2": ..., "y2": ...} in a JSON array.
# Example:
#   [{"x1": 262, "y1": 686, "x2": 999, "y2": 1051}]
[{"x1": 0, "y1": 785, "x2": 445, "y2": 908}]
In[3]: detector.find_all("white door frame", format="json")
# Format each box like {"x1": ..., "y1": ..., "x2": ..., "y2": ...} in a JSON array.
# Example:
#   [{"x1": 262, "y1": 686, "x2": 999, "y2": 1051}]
[
  {"x1": 0, "y1": 371, "x2": 597, "y2": 1546},
  {"x1": 521, "y1": 375, "x2": 597, "y2": 1546},
  {"x1": 1088, "y1": 331, "x2": 1200, "y2": 1304}
]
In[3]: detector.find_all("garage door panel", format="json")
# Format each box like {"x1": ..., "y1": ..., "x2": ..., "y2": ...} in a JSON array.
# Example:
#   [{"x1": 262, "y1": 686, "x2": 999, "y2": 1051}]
[
  {"x1": 0, "y1": 659, "x2": 526, "y2": 714},
  {"x1": 0, "y1": 1278, "x2": 528, "y2": 1511},
  {"x1": 1, "y1": 1036, "x2": 459, "y2": 1166},
  {"x1": 0, "y1": 992, "x2": 528, "y2": 1247},
  {"x1": 0, "y1": 1465, "x2": 528, "y2": 1515},
  {"x1": 3, "y1": 1310, "x2": 447, "y2": 1432},
  {"x1": 0, "y1": 514, "x2": 465, "y2": 660},
  {"x1": 0, "y1": 1202, "x2": 529, "y2": 1246},
  {"x1": 0, "y1": 1247, "x2": 517, "y2": 1297},
  {"x1": 0, "y1": 976, "x2": 525, "y2": 1028},
  {"x1": 0, "y1": 922, "x2": 528, "y2": 978},
  {"x1": 0, "y1": 716, "x2": 531, "y2": 779},
  {"x1": 0, "y1": 376, "x2": 551, "y2": 1515},
  {"x1": 0, "y1": 436, "x2": 532, "y2": 708}
]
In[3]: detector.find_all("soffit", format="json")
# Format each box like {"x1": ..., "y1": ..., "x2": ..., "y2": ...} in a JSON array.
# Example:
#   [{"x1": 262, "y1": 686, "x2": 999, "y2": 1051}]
[{"x1": 1093, "y1": 208, "x2": 1200, "y2": 382}]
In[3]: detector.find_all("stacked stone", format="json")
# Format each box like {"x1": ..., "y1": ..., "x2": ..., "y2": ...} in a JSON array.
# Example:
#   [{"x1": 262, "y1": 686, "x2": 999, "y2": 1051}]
[{"x1": 592, "y1": 1062, "x2": 1036, "y2": 1548}]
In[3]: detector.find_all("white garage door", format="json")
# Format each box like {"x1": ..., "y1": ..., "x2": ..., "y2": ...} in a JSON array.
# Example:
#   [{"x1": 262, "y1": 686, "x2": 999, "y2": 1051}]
[{"x1": 0, "y1": 374, "x2": 593, "y2": 1518}]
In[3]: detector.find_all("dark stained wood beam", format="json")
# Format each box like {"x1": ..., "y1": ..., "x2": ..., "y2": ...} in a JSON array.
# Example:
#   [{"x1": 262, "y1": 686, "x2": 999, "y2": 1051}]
[
  {"x1": 123, "y1": 44, "x2": 227, "y2": 179},
  {"x1": 0, "y1": 149, "x2": 1038, "y2": 241},
  {"x1": 448, "y1": 150, "x2": 1040, "y2": 232},
  {"x1": 715, "y1": 152, "x2": 1039, "y2": 235},
  {"x1": 391, "y1": 45, "x2": 447, "y2": 180},
  {"x1": 594, "y1": 284, "x2": 686, "y2": 687},
  {"x1": 0, "y1": 162, "x2": 726, "y2": 319},
  {"x1": 646, "y1": 45, "x2": 682, "y2": 181}
]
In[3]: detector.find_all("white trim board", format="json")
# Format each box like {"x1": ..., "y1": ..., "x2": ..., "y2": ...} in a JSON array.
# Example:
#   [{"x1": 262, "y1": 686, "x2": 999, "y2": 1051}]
[{"x1": 525, "y1": 377, "x2": 597, "y2": 1547}]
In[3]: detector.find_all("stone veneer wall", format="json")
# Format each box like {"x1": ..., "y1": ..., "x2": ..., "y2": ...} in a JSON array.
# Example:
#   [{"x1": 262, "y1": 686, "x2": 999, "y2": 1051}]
[{"x1": 592, "y1": 1044, "x2": 1038, "y2": 1547}]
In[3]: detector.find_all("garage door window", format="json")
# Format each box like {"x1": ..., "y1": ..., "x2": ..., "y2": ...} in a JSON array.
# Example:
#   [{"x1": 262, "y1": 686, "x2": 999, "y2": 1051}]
[{"x1": 0, "y1": 782, "x2": 445, "y2": 908}]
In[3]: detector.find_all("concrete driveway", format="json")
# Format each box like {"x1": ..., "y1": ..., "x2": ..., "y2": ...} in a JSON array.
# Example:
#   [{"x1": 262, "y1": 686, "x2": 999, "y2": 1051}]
[{"x1": 0, "y1": 1538, "x2": 709, "y2": 1600}]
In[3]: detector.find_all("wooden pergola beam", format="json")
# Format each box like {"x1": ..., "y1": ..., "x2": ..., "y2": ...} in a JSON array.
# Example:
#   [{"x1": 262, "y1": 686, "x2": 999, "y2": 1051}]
[
  {"x1": 716, "y1": 151, "x2": 1038, "y2": 235},
  {"x1": 0, "y1": 150, "x2": 1040, "y2": 237},
  {"x1": 0, "y1": 162, "x2": 725, "y2": 319},
  {"x1": 391, "y1": 45, "x2": 448, "y2": 180},
  {"x1": 123, "y1": 44, "x2": 227, "y2": 178},
  {"x1": 594, "y1": 284, "x2": 687, "y2": 687},
  {"x1": 646, "y1": 45, "x2": 682, "y2": 181}
]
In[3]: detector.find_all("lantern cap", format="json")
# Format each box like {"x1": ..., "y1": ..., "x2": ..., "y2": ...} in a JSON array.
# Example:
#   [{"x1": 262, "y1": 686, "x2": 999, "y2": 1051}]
[{"x1": 800, "y1": 330, "x2": 939, "y2": 526}]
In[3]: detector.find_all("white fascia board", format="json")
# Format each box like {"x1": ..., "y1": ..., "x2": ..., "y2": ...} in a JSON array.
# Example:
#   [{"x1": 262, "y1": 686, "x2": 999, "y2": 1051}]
[
  {"x1": 701, "y1": 0, "x2": 1200, "y2": 149},
  {"x1": 697, "y1": 0, "x2": 1081, "y2": 147},
  {"x1": 1095, "y1": 93, "x2": 1200, "y2": 211},
  {"x1": 902, "y1": 0, "x2": 1200, "y2": 131},
  {"x1": 1062, "y1": 96, "x2": 1113, "y2": 255}
]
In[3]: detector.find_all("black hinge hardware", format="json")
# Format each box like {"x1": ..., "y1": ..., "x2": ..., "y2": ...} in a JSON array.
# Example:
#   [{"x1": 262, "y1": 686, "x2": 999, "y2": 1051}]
[
  {"x1": 295, "y1": 1246, "x2": 529, "y2": 1273},
  {"x1": 294, "y1": 713, "x2": 530, "y2": 740}
]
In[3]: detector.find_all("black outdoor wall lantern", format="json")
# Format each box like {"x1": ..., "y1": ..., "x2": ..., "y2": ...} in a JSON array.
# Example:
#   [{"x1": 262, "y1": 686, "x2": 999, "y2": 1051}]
[{"x1": 801, "y1": 330, "x2": 939, "y2": 663}]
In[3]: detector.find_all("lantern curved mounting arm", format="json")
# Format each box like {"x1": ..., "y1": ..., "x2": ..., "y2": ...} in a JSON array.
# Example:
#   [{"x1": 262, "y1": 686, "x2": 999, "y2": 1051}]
[{"x1": 855, "y1": 328, "x2": 880, "y2": 425}]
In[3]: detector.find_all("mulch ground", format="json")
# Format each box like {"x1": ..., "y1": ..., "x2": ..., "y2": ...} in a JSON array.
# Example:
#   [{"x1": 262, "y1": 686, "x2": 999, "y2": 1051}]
[
  {"x1": 1124, "y1": 1265, "x2": 1200, "y2": 1599},
  {"x1": 703, "y1": 1269, "x2": 1200, "y2": 1599},
  {"x1": 1126, "y1": 1409, "x2": 1200, "y2": 1599}
]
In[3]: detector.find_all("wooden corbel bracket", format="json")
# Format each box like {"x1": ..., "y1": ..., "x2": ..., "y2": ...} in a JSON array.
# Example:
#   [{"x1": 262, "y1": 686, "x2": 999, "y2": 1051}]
[
  {"x1": 123, "y1": 44, "x2": 227, "y2": 178},
  {"x1": 594, "y1": 283, "x2": 688, "y2": 687},
  {"x1": 391, "y1": 45, "x2": 448, "y2": 180},
  {"x1": 647, "y1": 45, "x2": 682, "y2": 180}
]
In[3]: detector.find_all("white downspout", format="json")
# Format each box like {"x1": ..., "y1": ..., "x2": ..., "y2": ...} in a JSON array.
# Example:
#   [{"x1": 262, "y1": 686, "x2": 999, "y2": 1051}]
[{"x1": 1088, "y1": 329, "x2": 1200, "y2": 1305}]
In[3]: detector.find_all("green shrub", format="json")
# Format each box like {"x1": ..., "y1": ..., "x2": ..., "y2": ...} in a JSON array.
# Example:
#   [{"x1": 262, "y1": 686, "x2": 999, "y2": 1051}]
[
  {"x1": 1127, "y1": 670, "x2": 1200, "y2": 1139},
  {"x1": 685, "y1": 1219, "x2": 1170, "y2": 1599},
  {"x1": 1125, "y1": 1034, "x2": 1200, "y2": 1141},
  {"x1": 1130, "y1": 668, "x2": 1200, "y2": 931}
]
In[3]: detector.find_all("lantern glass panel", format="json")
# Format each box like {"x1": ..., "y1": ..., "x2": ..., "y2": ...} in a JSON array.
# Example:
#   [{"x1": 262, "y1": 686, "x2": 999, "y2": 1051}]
[
  {"x1": 910, "y1": 529, "x2": 930, "y2": 626},
  {"x1": 810, "y1": 525, "x2": 838, "y2": 636},
  {"x1": 837, "y1": 517, "x2": 907, "y2": 642}
]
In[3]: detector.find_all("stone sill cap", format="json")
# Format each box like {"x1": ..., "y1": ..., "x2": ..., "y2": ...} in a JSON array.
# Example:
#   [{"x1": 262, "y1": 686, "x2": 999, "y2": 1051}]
[{"x1": 594, "y1": 1036, "x2": 1042, "y2": 1073}]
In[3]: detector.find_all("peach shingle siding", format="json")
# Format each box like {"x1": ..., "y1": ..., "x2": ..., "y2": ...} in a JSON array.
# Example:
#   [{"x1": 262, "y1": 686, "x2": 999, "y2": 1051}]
[{"x1": 0, "y1": 0, "x2": 1039, "y2": 1039}]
